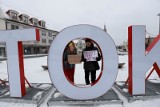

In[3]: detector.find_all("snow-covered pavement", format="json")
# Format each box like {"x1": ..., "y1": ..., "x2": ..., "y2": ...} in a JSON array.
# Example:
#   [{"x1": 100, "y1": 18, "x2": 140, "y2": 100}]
[{"x1": 0, "y1": 55, "x2": 160, "y2": 107}]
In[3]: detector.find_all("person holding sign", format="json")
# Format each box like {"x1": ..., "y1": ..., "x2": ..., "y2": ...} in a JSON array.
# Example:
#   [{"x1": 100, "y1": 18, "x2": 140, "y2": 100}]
[
  {"x1": 63, "y1": 41, "x2": 77, "y2": 83},
  {"x1": 81, "y1": 39, "x2": 102, "y2": 85}
]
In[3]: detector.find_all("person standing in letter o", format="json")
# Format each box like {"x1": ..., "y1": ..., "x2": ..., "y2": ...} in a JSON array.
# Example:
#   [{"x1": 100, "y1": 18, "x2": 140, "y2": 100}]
[
  {"x1": 63, "y1": 41, "x2": 77, "y2": 83},
  {"x1": 81, "y1": 39, "x2": 101, "y2": 85}
]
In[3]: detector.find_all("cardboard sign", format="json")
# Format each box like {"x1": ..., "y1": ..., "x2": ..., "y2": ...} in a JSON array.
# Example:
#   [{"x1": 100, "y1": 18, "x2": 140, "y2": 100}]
[
  {"x1": 68, "y1": 54, "x2": 81, "y2": 64},
  {"x1": 83, "y1": 50, "x2": 98, "y2": 61}
]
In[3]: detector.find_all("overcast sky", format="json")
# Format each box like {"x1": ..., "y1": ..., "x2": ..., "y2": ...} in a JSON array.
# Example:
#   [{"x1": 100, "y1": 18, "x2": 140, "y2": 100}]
[{"x1": 1, "y1": 0, "x2": 160, "y2": 45}]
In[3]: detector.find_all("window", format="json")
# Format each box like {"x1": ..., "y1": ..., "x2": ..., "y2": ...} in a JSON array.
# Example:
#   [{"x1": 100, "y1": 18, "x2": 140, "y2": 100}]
[
  {"x1": 53, "y1": 34, "x2": 56, "y2": 37},
  {"x1": 11, "y1": 25, "x2": 19, "y2": 30},
  {"x1": 48, "y1": 40, "x2": 52, "y2": 44},
  {"x1": 42, "y1": 39, "x2": 46, "y2": 43},
  {"x1": 34, "y1": 19, "x2": 38, "y2": 26},
  {"x1": 42, "y1": 22, "x2": 45, "y2": 27},
  {"x1": 41, "y1": 30, "x2": 46, "y2": 36},
  {"x1": 11, "y1": 12, "x2": 17, "y2": 20},
  {"x1": 23, "y1": 16, "x2": 28, "y2": 23},
  {"x1": 48, "y1": 32, "x2": 52, "y2": 37}
]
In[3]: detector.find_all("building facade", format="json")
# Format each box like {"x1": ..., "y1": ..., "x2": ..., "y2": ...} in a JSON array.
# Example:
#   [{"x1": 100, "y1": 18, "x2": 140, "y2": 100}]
[
  {"x1": 0, "y1": 8, "x2": 58, "y2": 56},
  {"x1": 116, "y1": 36, "x2": 156, "y2": 53},
  {"x1": 145, "y1": 36, "x2": 155, "y2": 49}
]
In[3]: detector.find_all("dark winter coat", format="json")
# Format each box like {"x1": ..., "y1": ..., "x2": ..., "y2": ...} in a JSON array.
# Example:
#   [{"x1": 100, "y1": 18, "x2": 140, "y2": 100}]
[
  {"x1": 81, "y1": 44, "x2": 101, "y2": 71},
  {"x1": 63, "y1": 48, "x2": 77, "y2": 69}
]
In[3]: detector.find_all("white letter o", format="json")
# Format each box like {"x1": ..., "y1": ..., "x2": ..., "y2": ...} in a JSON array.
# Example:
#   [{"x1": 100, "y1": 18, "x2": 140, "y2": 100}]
[{"x1": 48, "y1": 24, "x2": 118, "y2": 100}]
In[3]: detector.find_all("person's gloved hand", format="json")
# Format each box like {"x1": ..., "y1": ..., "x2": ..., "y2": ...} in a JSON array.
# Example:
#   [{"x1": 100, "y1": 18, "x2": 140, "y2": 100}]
[{"x1": 81, "y1": 58, "x2": 86, "y2": 62}]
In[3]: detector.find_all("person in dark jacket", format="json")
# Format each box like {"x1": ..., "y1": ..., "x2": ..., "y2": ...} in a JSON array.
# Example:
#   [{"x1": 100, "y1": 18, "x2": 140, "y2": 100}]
[
  {"x1": 81, "y1": 39, "x2": 101, "y2": 85},
  {"x1": 63, "y1": 41, "x2": 77, "y2": 83}
]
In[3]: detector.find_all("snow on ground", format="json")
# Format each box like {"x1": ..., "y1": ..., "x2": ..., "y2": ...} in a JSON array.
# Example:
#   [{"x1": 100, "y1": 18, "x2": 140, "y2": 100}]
[
  {"x1": 0, "y1": 56, "x2": 51, "y2": 83},
  {"x1": 24, "y1": 57, "x2": 51, "y2": 83},
  {"x1": 1, "y1": 55, "x2": 160, "y2": 107},
  {"x1": 0, "y1": 102, "x2": 36, "y2": 107},
  {"x1": 116, "y1": 55, "x2": 128, "y2": 81},
  {"x1": 0, "y1": 55, "x2": 158, "y2": 84},
  {"x1": 124, "y1": 99, "x2": 160, "y2": 107}
]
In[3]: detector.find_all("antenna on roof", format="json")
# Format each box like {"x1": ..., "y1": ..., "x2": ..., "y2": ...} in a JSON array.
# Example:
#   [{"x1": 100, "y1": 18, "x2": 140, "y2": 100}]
[{"x1": 103, "y1": 24, "x2": 107, "y2": 32}]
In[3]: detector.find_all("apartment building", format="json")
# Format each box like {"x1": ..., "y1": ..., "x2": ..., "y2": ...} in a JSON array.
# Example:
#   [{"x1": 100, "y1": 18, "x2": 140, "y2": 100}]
[{"x1": 0, "y1": 8, "x2": 58, "y2": 56}]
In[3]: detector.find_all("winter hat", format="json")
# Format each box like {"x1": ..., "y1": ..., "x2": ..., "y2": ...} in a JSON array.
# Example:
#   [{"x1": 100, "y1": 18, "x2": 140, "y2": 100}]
[{"x1": 85, "y1": 39, "x2": 92, "y2": 43}]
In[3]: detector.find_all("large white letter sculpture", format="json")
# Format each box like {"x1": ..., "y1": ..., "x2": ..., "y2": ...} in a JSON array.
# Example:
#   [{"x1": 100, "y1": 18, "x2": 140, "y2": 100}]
[
  {"x1": 128, "y1": 25, "x2": 160, "y2": 95},
  {"x1": 0, "y1": 29, "x2": 40, "y2": 97},
  {"x1": 48, "y1": 24, "x2": 118, "y2": 100}
]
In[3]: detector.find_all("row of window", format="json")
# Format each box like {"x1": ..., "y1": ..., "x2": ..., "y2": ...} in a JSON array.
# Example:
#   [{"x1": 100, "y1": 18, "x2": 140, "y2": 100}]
[
  {"x1": 41, "y1": 31, "x2": 53, "y2": 37},
  {"x1": 42, "y1": 39, "x2": 53, "y2": 44},
  {"x1": 8, "y1": 10, "x2": 45, "y2": 27},
  {"x1": 10, "y1": 25, "x2": 54, "y2": 37}
]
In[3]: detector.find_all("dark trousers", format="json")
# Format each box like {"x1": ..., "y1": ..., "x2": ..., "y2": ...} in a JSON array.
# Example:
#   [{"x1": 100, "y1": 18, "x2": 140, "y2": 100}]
[{"x1": 84, "y1": 70, "x2": 96, "y2": 85}]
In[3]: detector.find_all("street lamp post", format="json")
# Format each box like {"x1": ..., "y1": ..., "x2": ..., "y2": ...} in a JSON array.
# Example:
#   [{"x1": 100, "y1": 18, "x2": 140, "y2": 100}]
[{"x1": 158, "y1": 13, "x2": 160, "y2": 34}]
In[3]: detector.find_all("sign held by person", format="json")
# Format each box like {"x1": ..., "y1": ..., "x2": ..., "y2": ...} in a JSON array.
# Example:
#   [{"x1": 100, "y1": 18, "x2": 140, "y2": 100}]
[
  {"x1": 68, "y1": 54, "x2": 81, "y2": 64},
  {"x1": 83, "y1": 50, "x2": 98, "y2": 61}
]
